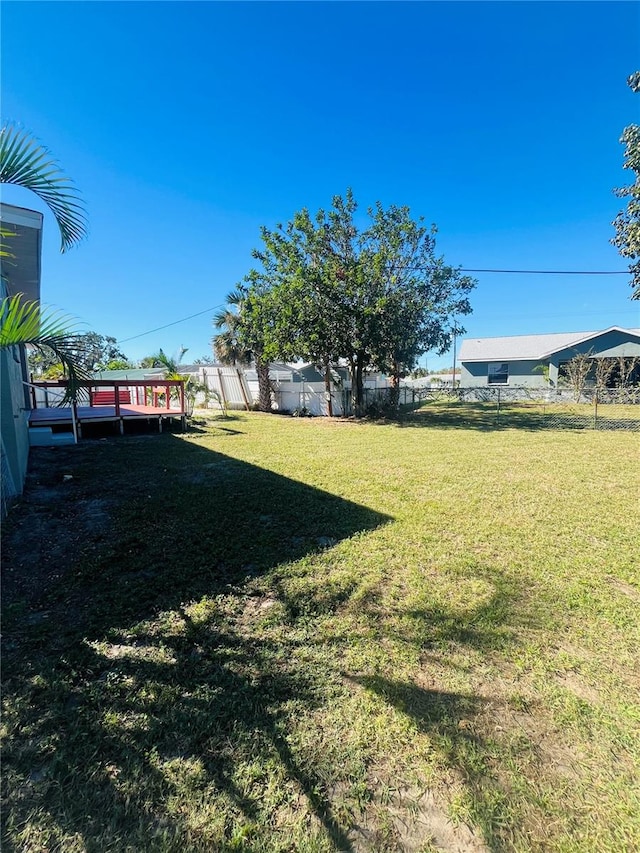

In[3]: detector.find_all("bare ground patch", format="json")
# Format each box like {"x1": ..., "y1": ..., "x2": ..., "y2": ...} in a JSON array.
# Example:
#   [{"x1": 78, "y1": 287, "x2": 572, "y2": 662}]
[
  {"x1": 348, "y1": 783, "x2": 488, "y2": 853},
  {"x1": 2, "y1": 447, "x2": 113, "y2": 608}
]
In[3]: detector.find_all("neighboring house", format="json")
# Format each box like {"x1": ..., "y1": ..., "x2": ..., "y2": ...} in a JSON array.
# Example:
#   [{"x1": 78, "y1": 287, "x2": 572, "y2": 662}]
[
  {"x1": 0, "y1": 203, "x2": 44, "y2": 507},
  {"x1": 401, "y1": 372, "x2": 461, "y2": 389},
  {"x1": 458, "y1": 326, "x2": 640, "y2": 389}
]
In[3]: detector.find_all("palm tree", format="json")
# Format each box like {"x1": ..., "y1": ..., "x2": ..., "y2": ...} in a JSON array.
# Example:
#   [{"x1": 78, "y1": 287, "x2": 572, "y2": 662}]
[
  {"x1": 148, "y1": 346, "x2": 189, "y2": 377},
  {"x1": 213, "y1": 287, "x2": 272, "y2": 412},
  {"x1": 0, "y1": 122, "x2": 88, "y2": 253},
  {"x1": 1, "y1": 123, "x2": 89, "y2": 400},
  {"x1": 213, "y1": 288, "x2": 252, "y2": 366}
]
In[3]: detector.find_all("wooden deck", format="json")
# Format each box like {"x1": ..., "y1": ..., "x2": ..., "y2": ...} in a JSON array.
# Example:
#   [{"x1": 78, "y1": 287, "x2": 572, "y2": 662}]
[
  {"x1": 28, "y1": 379, "x2": 187, "y2": 438},
  {"x1": 29, "y1": 405, "x2": 186, "y2": 434}
]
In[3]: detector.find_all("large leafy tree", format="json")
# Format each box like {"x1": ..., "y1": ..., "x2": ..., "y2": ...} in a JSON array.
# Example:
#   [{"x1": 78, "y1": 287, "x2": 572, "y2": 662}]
[
  {"x1": 361, "y1": 202, "x2": 474, "y2": 408},
  {"x1": 248, "y1": 200, "x2": 356, "y2": 415},
  {"x1": 612, "y1": 72, "x2": 640, "y2": 300},
  {"x1": 28, "y1": 332, "x2": 130, "y2": 376},
  {"x1": 240, "y1": 191, "x2": 475, "y2": 416}
]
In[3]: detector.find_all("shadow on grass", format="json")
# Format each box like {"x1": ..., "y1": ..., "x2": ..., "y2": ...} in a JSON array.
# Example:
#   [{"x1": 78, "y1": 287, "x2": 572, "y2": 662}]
[
  {"x1": 1, "y1": 434, "x2": 390, "y2": 851},
  {"x1": 186, "y1": 412, "x2": 247, "y2": 436}
]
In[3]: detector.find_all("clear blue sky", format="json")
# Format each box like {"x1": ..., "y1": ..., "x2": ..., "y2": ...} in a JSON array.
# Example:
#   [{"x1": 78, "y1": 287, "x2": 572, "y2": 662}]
[{"x1": 2, "y1": 1, "x2": 639, "y2": 369}]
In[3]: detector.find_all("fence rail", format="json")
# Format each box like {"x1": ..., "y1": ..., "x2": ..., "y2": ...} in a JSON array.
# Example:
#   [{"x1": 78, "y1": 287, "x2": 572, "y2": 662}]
[{"x1": 397, "y1": 385, "x2": 640, "y2": 430}]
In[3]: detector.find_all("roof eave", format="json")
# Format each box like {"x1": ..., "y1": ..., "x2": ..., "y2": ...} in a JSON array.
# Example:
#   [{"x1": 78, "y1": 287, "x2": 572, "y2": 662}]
[{"x1": 538, "y1": 326, "x2": 638, "y2": 359}]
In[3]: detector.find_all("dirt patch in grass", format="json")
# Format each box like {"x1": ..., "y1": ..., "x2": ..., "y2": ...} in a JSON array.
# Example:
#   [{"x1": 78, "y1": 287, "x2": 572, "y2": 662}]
[
  {"x1": 554, "y1": 672, "x2": 601, "y2": 706},
  {"x1": 350, "y1": 785, "x2": 488, "y2": 853},
  {"x1": 605, "y1": 576, "x2": 640, "y2": 602},
  {"x1": 2, "y1": 446, "x2": 113, "y2": 608}
]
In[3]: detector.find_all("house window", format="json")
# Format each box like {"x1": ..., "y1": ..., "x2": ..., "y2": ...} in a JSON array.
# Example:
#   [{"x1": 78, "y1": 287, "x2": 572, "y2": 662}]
[{"x1": 488, "y1": 363, "x2": 508, "y2": 385}]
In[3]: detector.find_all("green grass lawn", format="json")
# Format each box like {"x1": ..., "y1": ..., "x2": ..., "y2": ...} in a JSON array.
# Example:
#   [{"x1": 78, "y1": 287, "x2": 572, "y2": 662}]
[{"x1": 2, "y1": 406, "x2": 639, "y2": 852}]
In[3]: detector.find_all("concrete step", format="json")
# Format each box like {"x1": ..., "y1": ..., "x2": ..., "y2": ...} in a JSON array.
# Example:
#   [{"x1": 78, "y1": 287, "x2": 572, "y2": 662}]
[{"x1": 29, "y1": 428, "x2": 76, "y2": 447}]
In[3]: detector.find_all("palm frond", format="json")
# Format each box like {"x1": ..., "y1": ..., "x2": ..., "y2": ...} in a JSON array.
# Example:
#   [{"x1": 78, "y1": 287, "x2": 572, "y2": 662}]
[
  {"x1": 213, "y1": 307, "x2": 236, "y2": 329},
  {"x1": 225, "y1": 288, "x2": 245, "y2": 307},
  {"x1": 0, "y1": 225, "x2": 17, "y2": 259},
  {"x1": 0, "y1": 123, "x2": 88, "y2": 253},
  {"x1": 148, "y1": 346, "x2": 189, "y2": 374},
  {"x1": 212, "y1": 329, "x2": 252, "y2": 366},
  {"x1": 0, "y1": 294, "x2": 92, "y2": 401}
]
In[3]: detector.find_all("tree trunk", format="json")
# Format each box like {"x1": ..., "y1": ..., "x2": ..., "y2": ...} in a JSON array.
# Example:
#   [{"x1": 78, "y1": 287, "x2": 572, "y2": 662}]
[
  {"x1": 353, "y1": 351, "x2": 365, "y2": 417},
  {"x1": 323, "y1": 360, "x2": 334, "y2": 417},
  {"x1": 389, "y1": 363, "x2": 401, "y2": 410},
  {"x1": 255, "y1": 358, "x2": 272, "y2": 412},
  {"x1": 346, "y1": 357, "x2": 356, "y2": 416}
]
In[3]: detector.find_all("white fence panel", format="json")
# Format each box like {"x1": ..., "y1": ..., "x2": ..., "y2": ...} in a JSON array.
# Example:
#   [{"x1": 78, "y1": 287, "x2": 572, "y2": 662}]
[{"x1": 197, "y1": 367, "x2": 252, "y2": 410}]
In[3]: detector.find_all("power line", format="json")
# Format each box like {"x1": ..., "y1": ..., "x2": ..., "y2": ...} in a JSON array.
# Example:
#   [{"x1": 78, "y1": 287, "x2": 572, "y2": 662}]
[
  {"x1": 117, "y1": 304, "x2": 224, "y2": 344},
  {"x1": 458, "y1": 268, "x2": 627, "y2": 275},
  {"x1": 115, "y1": 266, "x2": 631, "y2": 345}
]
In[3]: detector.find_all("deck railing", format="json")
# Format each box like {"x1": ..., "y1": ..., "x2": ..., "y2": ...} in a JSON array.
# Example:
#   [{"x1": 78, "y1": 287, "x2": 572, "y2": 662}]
[{"x1": 29, "y1": 379, "x2": 187, "y2": 415}]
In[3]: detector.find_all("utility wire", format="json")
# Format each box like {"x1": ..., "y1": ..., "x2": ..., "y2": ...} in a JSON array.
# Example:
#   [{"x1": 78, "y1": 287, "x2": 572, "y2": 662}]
[
  {"x1": 459, "y1": 268, "x2": 627, "y2": 275},
  {"x1": 117, "y1": 304, "x2": 224, "y2": 344},
  {"x1": 116, "y1": 266, "x2": 630, "y2": 344}
]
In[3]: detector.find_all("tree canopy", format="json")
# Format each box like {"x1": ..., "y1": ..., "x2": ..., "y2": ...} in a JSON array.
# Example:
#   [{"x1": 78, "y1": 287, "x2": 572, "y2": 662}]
[
  {"x1": 228, "y1": 191, "x2": 475, "y2": 415},
  {"x1": 612, "y1": 72, "x2": 640, "y2": 300},
  {"x1": 28, "y1": 331, "x2": 130, "y2": 376}
]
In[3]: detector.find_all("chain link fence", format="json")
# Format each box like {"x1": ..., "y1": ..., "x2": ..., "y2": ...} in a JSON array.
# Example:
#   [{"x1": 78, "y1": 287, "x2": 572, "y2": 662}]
[{"x1": 397, "y1": 385, "x2": 640, "y2": 430}]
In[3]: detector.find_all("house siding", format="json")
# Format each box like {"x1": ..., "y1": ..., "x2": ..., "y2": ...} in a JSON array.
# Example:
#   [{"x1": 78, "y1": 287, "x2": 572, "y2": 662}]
[
  {"x1": 551, "y1": 328, "x2": 640, "y2": 362},
  {"x1": 460, "y1": 359, "x2": 545, "y2": 388},
  {"x1": 1, "y1": 344, "x2": 31, "y2": 505},
  {"x1": 548, "y1": 330, "x2": 640, "y2": 385},
  {"x1": 460, "y1": 328, "x2": 640, "y2": 389},
  {"x1": 0, "y1": 204, "x2": 43, "y2": 509}
]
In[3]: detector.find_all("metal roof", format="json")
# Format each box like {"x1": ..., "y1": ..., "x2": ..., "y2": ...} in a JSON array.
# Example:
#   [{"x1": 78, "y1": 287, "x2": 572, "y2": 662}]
[{"x1": 459, "y1": 326, "x2": 640, "y2": 362}]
